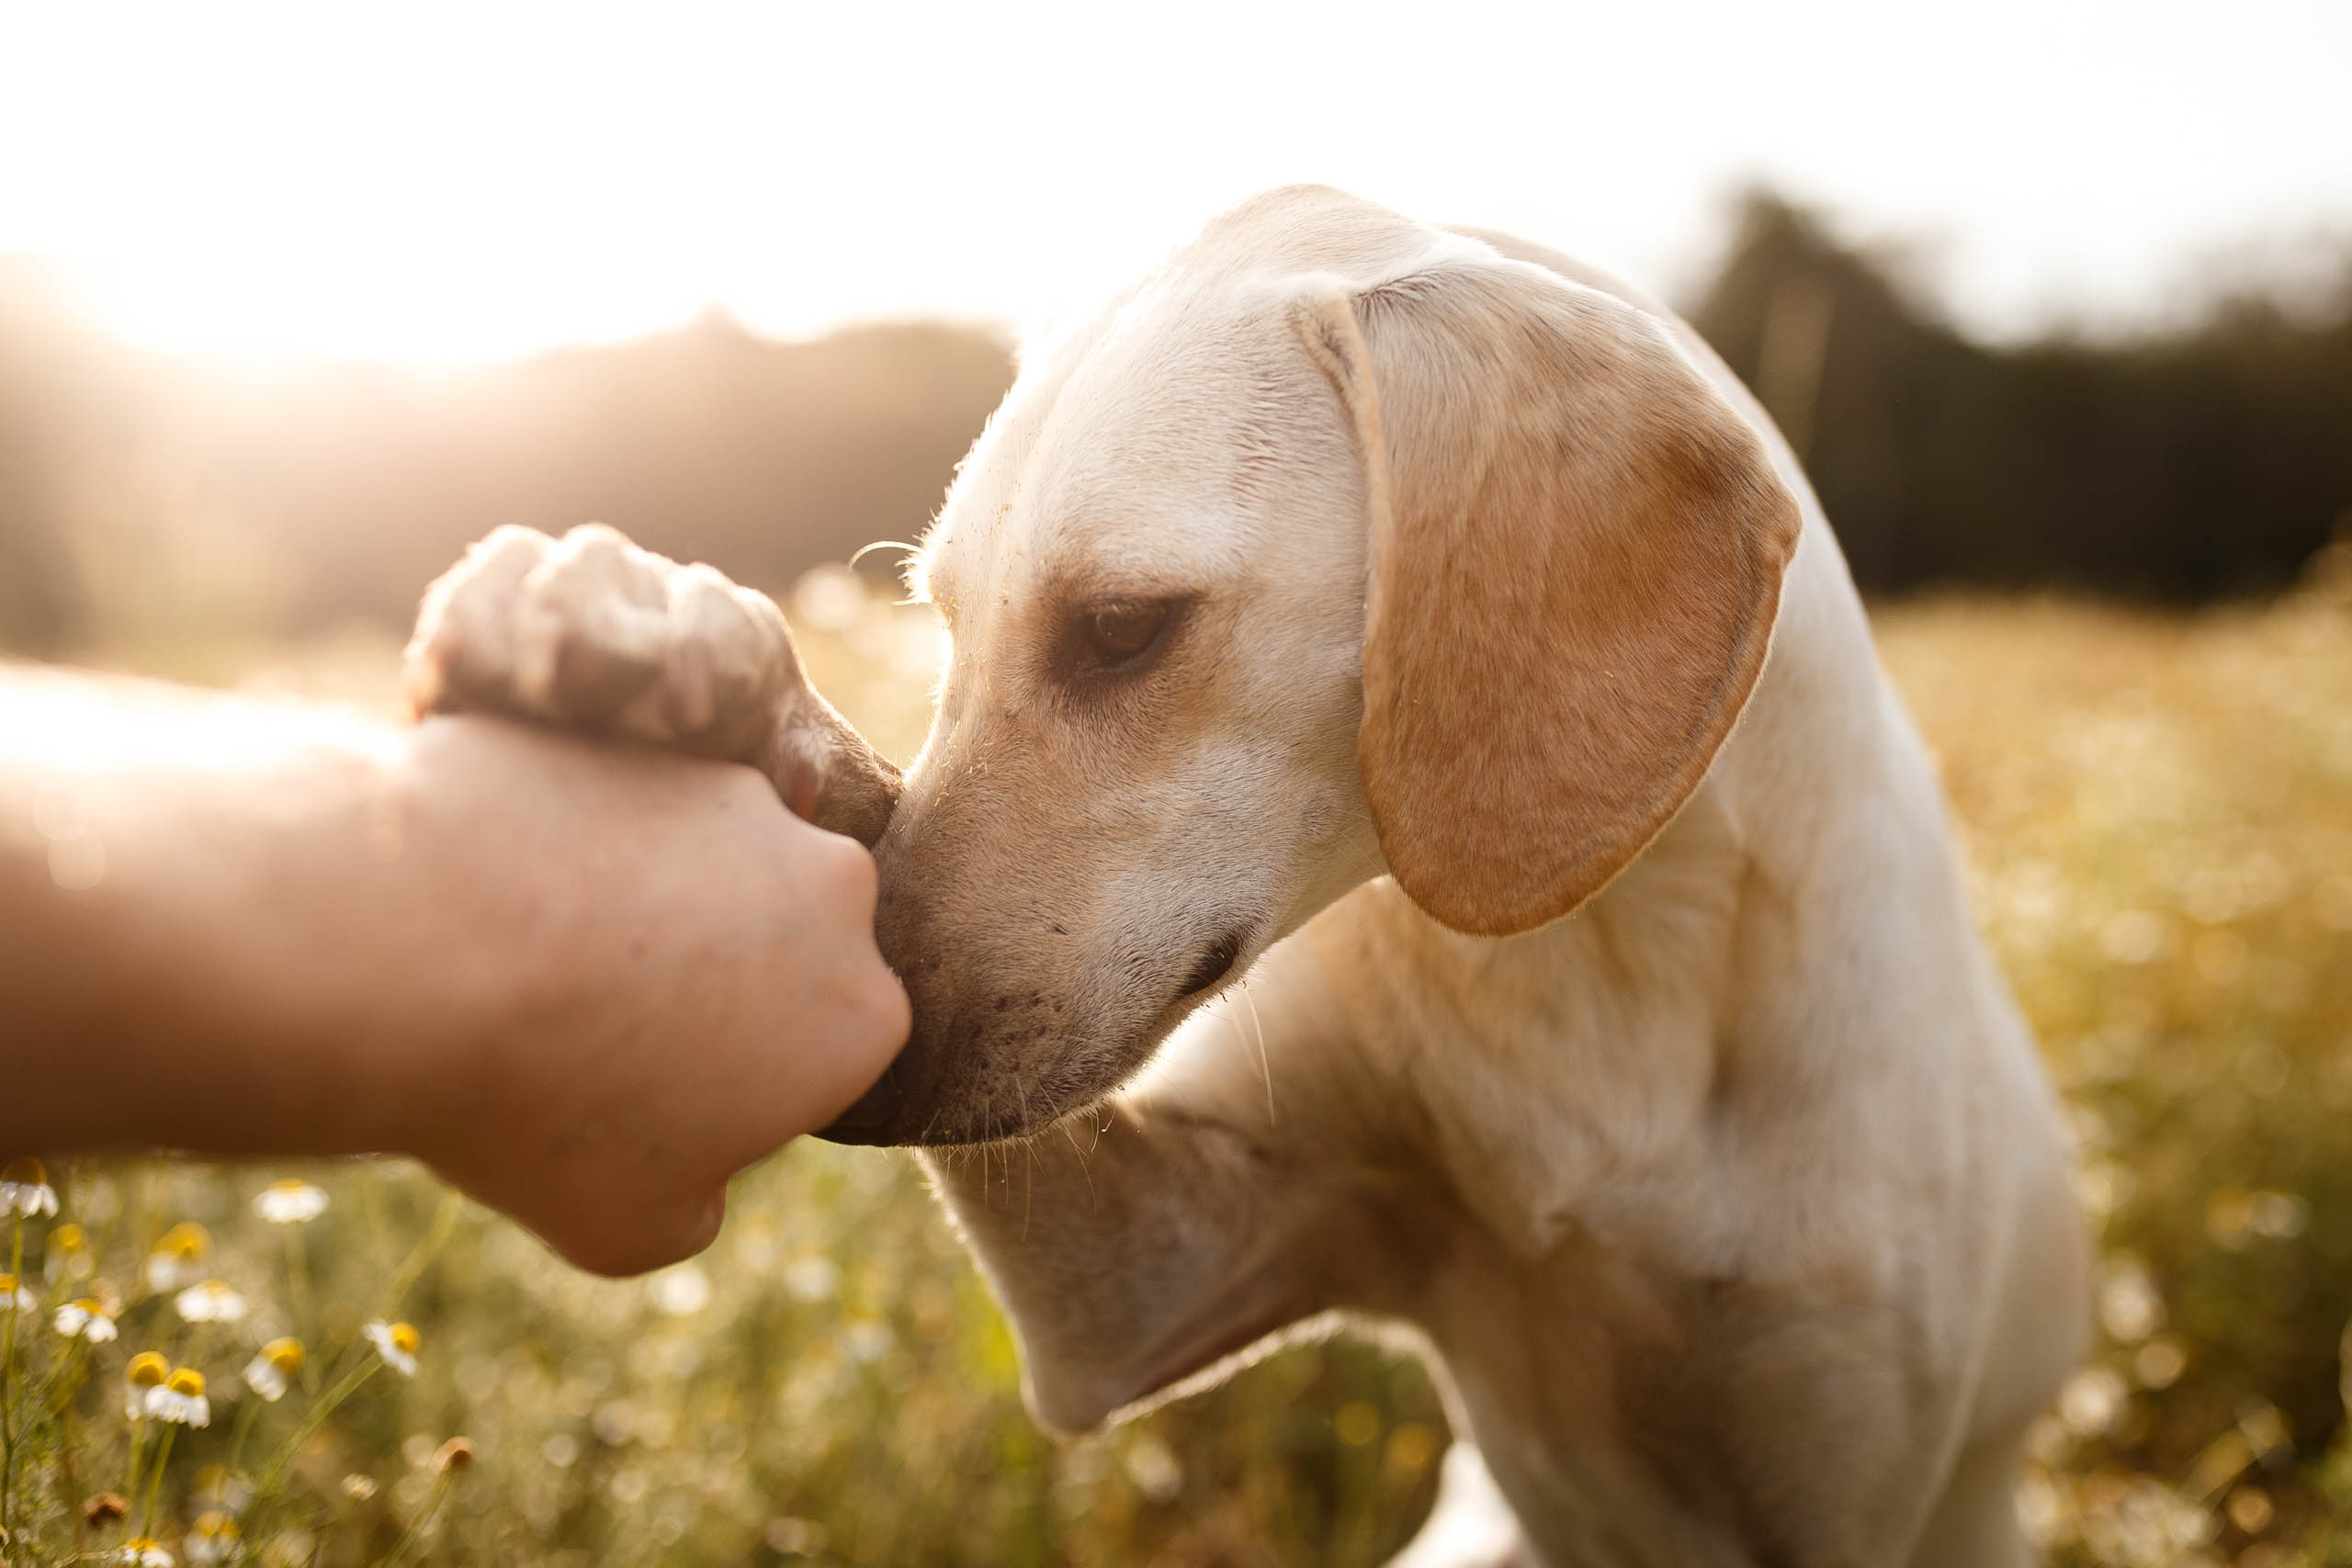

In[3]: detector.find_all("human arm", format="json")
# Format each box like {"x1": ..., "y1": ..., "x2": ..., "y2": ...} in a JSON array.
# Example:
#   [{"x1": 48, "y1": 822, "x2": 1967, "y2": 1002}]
[{"x1": 0, "y1": 667, "x2": 908, "y2": 1275}]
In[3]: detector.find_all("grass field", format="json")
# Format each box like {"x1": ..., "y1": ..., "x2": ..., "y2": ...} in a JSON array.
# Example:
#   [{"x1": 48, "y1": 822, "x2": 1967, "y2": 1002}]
[{"x1": 7, "y1": 570, "x2": 2351, "y2": 1566}]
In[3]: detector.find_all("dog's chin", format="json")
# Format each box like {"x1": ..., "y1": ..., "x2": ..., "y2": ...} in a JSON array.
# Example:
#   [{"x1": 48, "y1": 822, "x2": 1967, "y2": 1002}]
[
  {"x1": 814, "y1": 1080, "x2": 1102, "y2": 1149},
  {"x1": 815, "y1": 995, "x2": 1218, "y2": 1148}
]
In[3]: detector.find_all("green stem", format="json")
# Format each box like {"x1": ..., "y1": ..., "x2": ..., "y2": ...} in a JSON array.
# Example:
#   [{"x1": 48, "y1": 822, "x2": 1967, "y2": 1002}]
[
  {"x1": 254, "y1": 1359, "x2": 380, "y2": 1503},
  {"x1": 56, "y1": 1339, "x2": 88, "y2": 1554},
  {"x1": 284, "y1": 1225, "x2": 318, "y2": 1394},
  {"x1": 141, "y1": 1424, "x2": 177, "y2": 1540},
  {"x1": 244, "y1": 1354, "x2": 383, "y2": 1551},
  {"x1": 124, "y1": 1417, "x2": 147, "y2": 1527},
  {"x1": 374, "y1": 1472, "x2": 453, "y2": 1568},
  {"x1": 3, "y1": 1212, "x2": 23, "y2": 1540},
  {"x1": 378, "y1": 1191, "x2": 462, "y2": 1322},
  {"x1": 227, "y1": 1388, "x2": 263, "y2": 1478}
]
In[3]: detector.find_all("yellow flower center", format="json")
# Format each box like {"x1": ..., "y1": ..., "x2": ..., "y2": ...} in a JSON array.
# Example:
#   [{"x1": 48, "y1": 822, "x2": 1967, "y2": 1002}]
[
  {"x1": 52, "y1": 1223, "x2": 84, "y2": 1253},
  {"x1": 71, "y1": 1297, "x2": 102, "y2": 1316},
  {"x1": 2, "y1": 1156, "x2": 45, "y2": 1187},
  {"x1": 0, "y1": 1273, "x2": 17, "y2": 1293},
  {"x1": 389, "y1": 1322, "x2": 420, "y2": 1354},
  {"x1": 263, "y1": 1337, "x2": 304, "y2": 1373},
  {"x1": 127, "y1": 1351, "x2": 168, "y2": 1388},
  {"x1": 194, "y1": 1509, "x2": 239, "y2": 1540},
  {"x1": 167, "y1": 1366, "x2": 205, "y2": 1397},
  {"x1": 155, "y1": 1221, "x2": 210, "y2": 1260}
]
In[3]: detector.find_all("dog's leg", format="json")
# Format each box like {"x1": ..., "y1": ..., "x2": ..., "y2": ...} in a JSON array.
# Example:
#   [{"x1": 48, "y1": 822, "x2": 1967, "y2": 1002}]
[
  {"x1": 1382, "y1": 1444, "x2": 1544, "y2": 1568},
  {"x1": 1901, "y1": 1425, "x2": 2030, "y2": 1568},
  {"x1": 921, "y1": 941, "x2": 1387, "y2": 1436}
]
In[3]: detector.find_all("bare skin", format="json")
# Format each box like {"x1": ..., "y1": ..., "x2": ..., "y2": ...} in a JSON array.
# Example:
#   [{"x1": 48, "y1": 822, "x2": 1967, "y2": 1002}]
[{"x1": 0, "y1": 667, "x2": 908, "y2": 1277}]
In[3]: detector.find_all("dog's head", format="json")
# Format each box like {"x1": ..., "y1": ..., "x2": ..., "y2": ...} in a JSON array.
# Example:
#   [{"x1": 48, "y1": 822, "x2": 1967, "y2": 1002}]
[{"x1": 824, "y1": 186, "x2": 1801, "y2": 1146}]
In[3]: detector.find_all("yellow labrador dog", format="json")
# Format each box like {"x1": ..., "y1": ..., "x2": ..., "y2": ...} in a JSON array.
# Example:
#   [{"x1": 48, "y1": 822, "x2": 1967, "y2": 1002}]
[{"x1": 406, "y1": 186, "x2": 2086, "y2": 1567}]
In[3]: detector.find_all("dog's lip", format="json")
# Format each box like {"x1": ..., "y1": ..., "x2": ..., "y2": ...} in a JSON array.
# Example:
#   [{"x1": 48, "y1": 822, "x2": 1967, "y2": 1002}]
[
  {"x1": 824, "y1": 922, "x2": 1254, "y2": 1148},
  {"x1": 1175, "y1": 923, "x2": 1252, "y2": 999},
  {"x1": 814, "y1": 1064, "x2": 904, "y2": 1145}
]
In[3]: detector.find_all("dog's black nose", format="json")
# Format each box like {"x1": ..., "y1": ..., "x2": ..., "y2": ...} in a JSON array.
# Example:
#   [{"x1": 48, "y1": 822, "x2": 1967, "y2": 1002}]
[{"x1": 816, "y1": 1067, "x2": 903, "y2": 1145}]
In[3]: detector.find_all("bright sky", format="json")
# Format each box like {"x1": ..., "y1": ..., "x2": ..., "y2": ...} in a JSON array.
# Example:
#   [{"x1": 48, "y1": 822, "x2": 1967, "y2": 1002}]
[{"x1": 2, "y1": 0, "x2": 2346, "y2": 363}]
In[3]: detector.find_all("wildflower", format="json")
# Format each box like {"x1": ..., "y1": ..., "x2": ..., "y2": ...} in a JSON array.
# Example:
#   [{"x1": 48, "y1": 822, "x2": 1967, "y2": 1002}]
[
  {"x1": 0, "y1": 1272, "x2": 37, "y2": 1312},
  {"x1": 190, "y1": 1465, "x2": 254, "y2": 1516},
  {"x1": 242, "y1": 1337, "x2": 304, "y2": 1402},
  {"x1": 252, "y1": 1179, "x2": 328, "y2": 1224},
  {"x1": 363, "y1": 1319, "x2": 420, "y2": 1377},
  {"x1": 0, "y1": 1155, "x2": 58, "y2": 1217},
  {"x1": 434, "y1": 1436, "x2": 476, "y2": 1473},
  {"x1": 175, "y1": 1279, "x2": 249, "y2": 1325},
  {"x1": 116, "y1": 1536, "x2": 175, "y2": 1566},
  {"x1": 151, "y1": 1366, "x2": 210, "y2": 1427},
  {"x1": 144, "y1": 1222, "x2": 211, "y2": 1293},
  {"x1": 125, "y1": 1350, "x2": 169, "y2": 1418},
  {"x1": 48, "y1": 1219, "x2": 92, "y2": 1282},
  {"x1": 85, "y1": 1490, "x2": 128, "y2": 1526},
  {"x1": 184, "y1": 1510, "x2": 240, "y2": 1565},
  {"x1": 54, "y1": 1296, "x2": 118, "y2": 1342}
]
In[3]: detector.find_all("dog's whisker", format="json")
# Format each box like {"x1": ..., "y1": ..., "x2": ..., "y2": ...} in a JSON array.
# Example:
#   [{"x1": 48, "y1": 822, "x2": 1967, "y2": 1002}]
[
  {"x1": 1054, "y1": 1116, "x2": 1101, "y2": 1214},
  {"x1": 1237, "y1": 980, "x2": 1275, "y2": 1130}
]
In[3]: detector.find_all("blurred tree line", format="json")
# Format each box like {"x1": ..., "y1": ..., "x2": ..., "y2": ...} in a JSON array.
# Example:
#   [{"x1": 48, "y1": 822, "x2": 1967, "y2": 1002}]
[
  {"x1": 1694, "y1": 194, "x2": 2352, "y2": 599},
  {"x1": 2, "y1": 194, "x2": 2349, "y2": 656},
  {"x1": 0, "y1": 277, "x2": 1013, "y2": 654}
]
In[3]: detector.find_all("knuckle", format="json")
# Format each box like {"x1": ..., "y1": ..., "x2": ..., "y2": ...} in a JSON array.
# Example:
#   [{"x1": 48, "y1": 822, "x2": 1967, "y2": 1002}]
[
  {"x1": 865, "y1": 963, "x2": 913, "y2": 1044},
  {"x1": 814, "y1": 831, "x2": 880, "y2": 908}
]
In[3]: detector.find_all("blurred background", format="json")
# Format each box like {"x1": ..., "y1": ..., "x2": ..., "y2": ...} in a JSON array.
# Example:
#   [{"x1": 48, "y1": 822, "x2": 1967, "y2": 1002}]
[{"x1": 3, "y1": 2, "x2": 2349, "y2": 1564}]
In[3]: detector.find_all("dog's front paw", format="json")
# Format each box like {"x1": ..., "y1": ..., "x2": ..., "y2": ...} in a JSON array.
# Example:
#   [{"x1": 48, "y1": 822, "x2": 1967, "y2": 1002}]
[
  {"x1": 403, "y1": 523, "x2": 798, "y2": 763},
  {"x1": 403, "y1": 524, "x2": 900, "y2": 843}
]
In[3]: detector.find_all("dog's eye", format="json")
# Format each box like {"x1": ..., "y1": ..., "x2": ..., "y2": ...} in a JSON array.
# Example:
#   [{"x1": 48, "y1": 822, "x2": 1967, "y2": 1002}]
[{"x1": 1079, "y1": 602, "x2": 1173, "y2": 670}]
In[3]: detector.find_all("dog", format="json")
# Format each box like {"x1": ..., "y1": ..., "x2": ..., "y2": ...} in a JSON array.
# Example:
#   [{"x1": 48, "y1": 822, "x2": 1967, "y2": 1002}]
[{"x1": 405, "y1": 185, "x2": 2087, "y2": 1567}]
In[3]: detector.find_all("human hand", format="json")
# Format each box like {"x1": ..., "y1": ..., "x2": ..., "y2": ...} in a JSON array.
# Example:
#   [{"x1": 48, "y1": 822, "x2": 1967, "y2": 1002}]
[
  {"x1": 392, "y1": 717, "x2": 910, "y2": 1276},
  {"x1": 404, "y1": 523, "x2": 898, "y2": 845}
]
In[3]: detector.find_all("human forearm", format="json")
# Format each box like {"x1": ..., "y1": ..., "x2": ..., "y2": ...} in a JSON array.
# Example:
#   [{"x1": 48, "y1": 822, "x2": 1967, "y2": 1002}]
[
  {"x1": 1, "y1": 666, "x2": 910, "y2": 1273},
  {"x1": 0, "y1": 668, "x2": 483, "y2": 1156}
]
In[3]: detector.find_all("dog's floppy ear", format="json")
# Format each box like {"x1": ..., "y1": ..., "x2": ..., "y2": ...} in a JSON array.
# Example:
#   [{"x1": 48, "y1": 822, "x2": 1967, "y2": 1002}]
[{"x1": 1295, "y1": 256, "x2": 1802, "y2": 937}]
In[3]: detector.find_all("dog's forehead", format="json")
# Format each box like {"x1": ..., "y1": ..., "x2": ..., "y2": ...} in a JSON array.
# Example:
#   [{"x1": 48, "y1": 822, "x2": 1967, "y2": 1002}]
[{"x1": 923, "y1": 290, "x2": 1292, "y2": 611}]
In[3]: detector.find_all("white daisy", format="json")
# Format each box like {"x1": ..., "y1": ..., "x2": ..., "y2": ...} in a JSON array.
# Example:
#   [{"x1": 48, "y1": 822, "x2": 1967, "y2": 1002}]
[
  {"x1": 242, "y1": 1337, "x2": 304, "y2": 1402},
  {"x1": 0, "y1": 1156, "x2": 58, "y2": 1218},
  {"x1": 252, "y1": 1179, "x2": 328, "y2": 1224},
  {"x1": 53, "y1": 1296, "x2": 117, "y2": 1342},
  {"x1": 116, "y1": 1537, "x2": 175, "y2": 1566},
  {"x1": 174, "y1": 1280, "x2": 248, "y2": 1325},
  {"x1": 143, "y1": 1223, "x2": 210, "y2": 1293},
  {"x1": 150, "y1": 1367, "x2": 210, "y2": 1427},
  {"x1": 0, "y1": 1273, "x2": 36, "y2": 1313},
  {"x1": 189, "y1": 1465, "x2": 254, "y2": 1517},
  {"x1": 45, "y1": 1220, "x2": 92, "y2": 1284},
  {"x1": 184, "y1": 1511, "x2": 240, "y2": 1566},
  {"x1": 124, "y1": 1351, "x2": 170, "y2": 1420},
  {"x1": 362, "y1": 1319, "x2": 420, "y2": 1377}
]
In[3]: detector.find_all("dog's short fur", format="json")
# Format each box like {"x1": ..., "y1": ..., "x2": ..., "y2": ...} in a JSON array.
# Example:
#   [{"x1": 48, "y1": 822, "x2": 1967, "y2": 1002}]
[{"x1": 408, "y1": 186, "x2": 2086, "y2": 1566}]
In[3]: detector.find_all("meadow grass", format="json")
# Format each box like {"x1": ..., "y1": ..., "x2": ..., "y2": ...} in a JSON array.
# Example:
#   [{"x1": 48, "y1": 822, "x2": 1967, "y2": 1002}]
[{"x1": 8, "y1": 571, "x2": 2350, "y2": 1566}]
